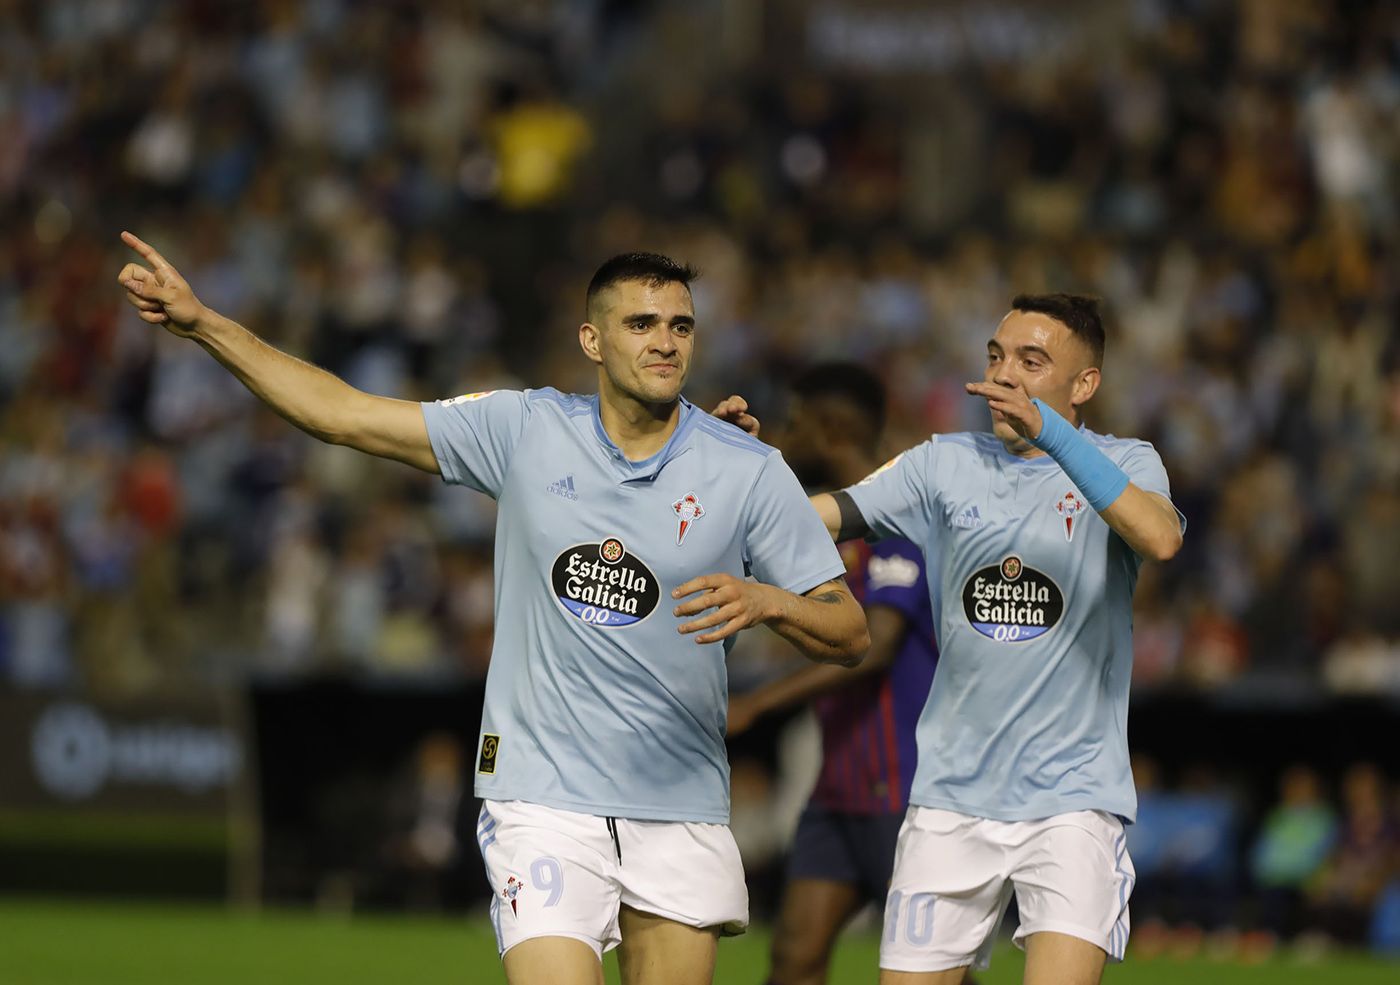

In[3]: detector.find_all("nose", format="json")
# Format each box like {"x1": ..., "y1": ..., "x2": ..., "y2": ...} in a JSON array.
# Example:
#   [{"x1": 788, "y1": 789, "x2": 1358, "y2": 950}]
[
  {"x1": 651, "y1": 327, "x2": 678, "y2": 355},
  {"x1": 991, "y1": 361, "x2": 1016, "y2": 387}
]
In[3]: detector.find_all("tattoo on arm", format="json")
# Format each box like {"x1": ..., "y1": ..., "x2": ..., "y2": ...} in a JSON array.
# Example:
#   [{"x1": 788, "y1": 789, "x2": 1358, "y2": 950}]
[
  {"x1": 833, "y1": 491, "x2": 870, "y2": 542},
  {"x1": 805, "y1": 577, "x2": 851, "y2": 606}
]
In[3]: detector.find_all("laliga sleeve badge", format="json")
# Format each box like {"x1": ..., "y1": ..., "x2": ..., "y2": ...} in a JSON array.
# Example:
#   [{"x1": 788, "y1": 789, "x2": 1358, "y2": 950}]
[
  {"x1": 478, "y1": 733, "x2": 500, "y2": 774},
  {"x1": 672, "y1": 492, "x2": 705, "y2": 546},
  {"x1": 1055, "y1": 491, "x2": 1086, "y2": 542}
]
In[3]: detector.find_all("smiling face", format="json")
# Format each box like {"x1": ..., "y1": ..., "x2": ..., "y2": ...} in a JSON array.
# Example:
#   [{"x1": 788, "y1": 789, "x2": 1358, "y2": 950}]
[
  {"x1": 984, "y1": 309, "x2": 1100, "y2": 450},
  {"x1": 580, "y1": 278, "x2": 695, "y2": 407}
]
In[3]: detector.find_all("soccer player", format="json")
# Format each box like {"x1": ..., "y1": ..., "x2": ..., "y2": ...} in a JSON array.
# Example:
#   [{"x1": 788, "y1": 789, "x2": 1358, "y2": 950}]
[
  {"x1": 726, "y1": 363, "x2": 939, "y2": 985},
  {"x1": 809, "y1": 295, "x2": 1184, "y2": 985},
  {"x1": 116, "y1": 235, "x2": 870, "y2": 985}
]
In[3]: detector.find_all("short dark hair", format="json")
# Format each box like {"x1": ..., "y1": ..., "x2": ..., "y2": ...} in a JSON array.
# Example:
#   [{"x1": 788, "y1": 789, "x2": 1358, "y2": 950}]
[
  {"x1": 1010, "y1": 293, "x2": 1105, "y2": 367},
  {"x1": 791, "y1": 361, "x2": 886, "y2": 438},
  {"x1": 586, "y1": 252, "x2": 698, "y2": 319}
]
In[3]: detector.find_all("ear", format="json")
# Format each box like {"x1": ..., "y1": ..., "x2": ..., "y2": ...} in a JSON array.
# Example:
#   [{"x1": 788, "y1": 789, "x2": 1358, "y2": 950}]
[
  {"x1": 1070, "y1": 365, "x2": 1100, "y2": 410},
  {"x1": 578, "y1": 322, "x2": 603, "y2": 365}
]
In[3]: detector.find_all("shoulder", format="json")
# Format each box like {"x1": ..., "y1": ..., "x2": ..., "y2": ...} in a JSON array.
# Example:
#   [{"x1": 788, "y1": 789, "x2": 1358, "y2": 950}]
[
  {"x1": 691, "y1": 413, "x2": 776, "y2": 462},
  {"x1": 525, "y1": 387, "x2": 594, "y2": 417},
  {"x1": 1085, "y1": 429, "x2": 1163, "y2": 465},
  {"x1": 934, "y1": 431, "x2": 1002, "y2": 457}
]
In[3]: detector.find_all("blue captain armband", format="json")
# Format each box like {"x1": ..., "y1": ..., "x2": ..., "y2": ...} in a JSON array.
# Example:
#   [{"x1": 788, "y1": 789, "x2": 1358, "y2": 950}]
[{"x1": 1029, "y1": 399, "x2": 1130, "y2": 512}]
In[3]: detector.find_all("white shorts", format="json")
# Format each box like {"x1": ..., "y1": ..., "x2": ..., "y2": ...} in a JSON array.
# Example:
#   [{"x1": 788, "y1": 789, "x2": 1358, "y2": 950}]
[
  {"x1": 476, "y1": 799, "x2": 749, "y2": 959},
  {"x1": 880, "y1": 807, "x2": 1135, "y2": 973}
]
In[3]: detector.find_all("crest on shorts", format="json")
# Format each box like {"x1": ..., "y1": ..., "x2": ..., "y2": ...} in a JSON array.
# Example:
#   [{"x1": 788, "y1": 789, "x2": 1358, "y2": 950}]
[
  {"x1": 672, "y1": 493, "x2": 705, "y2": 546},
  {"x1": 1054, "y1": 491, "x2": 1086, "y2": 543},
  {"x1": 501, "y1": 875, "x2": 523, "y2": 916}
]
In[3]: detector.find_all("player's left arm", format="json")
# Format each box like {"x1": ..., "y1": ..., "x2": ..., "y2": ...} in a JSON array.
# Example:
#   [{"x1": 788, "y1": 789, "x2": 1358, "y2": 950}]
[
  {"x1": 1096, "y1": 487, "x2": 1184, "y2": 563},
  {"x1": 967, "y1": 379, "x2": 1184, "y2": 562},
  {"x1": 672, "y1": 574, "x2": 869, "y2": 666}
]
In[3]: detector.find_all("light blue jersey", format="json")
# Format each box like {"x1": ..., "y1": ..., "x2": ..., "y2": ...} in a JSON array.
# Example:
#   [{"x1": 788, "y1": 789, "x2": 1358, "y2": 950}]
[
  {"x1": 846, "y1": 430, "x2": 1182, "y2": 823},
  {"x1": 422, "y1": 389, "x2": 846, "y2": 823}
]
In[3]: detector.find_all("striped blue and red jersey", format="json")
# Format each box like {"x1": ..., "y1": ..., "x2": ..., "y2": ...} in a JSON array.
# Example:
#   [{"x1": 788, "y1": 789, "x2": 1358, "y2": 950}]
[{"x1": 810, "y1": 537, "x2": 938, "y2": 814}]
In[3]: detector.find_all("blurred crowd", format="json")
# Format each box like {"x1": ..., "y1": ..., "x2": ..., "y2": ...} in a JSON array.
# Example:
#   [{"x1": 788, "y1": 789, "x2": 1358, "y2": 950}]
[
  {"x1": 1125, "y1": 758, "x2": 1400, "y2": 957},
  {"x1": 2, "y1": 0, "x2": 1399, "y2": 702}
]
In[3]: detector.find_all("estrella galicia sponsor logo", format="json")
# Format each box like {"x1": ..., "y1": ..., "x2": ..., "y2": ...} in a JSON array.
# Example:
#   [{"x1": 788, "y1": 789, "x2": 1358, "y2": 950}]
[
  {"x1": 961, "y1": 555, "x2": 1064, "y2": 643},
  {"x1": 551, "y1": 538, "x2": 659, "y2": 627}
]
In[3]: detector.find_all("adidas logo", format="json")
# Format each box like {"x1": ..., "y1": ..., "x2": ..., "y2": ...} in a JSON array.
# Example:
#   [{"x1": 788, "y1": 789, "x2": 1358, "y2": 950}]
[
  {"x1": 547, "y1": 475, "x2": 579, "y2": 501},
  {"x1": 954, "y1": 505, "x2": 983, "y2": 529}
]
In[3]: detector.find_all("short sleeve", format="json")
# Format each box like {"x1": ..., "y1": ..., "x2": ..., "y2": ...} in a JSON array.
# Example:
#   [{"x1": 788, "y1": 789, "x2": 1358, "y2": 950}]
[
  {"x1": 844, "y1": 439, "x2": 938, "y2": 545},
  {"x1": 420, "y1": 390, "x2": 531, "y2": 497},
  {"x1": 743, "y1": 453, "x2": 848, "y2": 596},
  {"x1": 1116, "y1": 440, "x2": 1187, "y2": 534},
  {"x1": 864, "y1": 539, "x2": 928, "y2": 620}
]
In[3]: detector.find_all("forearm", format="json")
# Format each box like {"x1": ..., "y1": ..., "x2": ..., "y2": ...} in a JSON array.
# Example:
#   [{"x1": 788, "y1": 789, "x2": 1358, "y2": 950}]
[
  {"x1": 193, "y1": 309, "x2": 367, "y2": 443},
  {"x1": 1098, "y1": 487, "x2": 1183, "y2": 562},
  {"x1": 1030, "y1": 399, "x2": 1181, "y2": 562},
  {"x1": 744, "y1": 663, "x2": 868, "y2": 718},
  {"x1": 744, "y1": 636, "x2": 896, "y2": 716},
  {"x1": 762, "y1": 584, "x2": 870, "y2": 666}
]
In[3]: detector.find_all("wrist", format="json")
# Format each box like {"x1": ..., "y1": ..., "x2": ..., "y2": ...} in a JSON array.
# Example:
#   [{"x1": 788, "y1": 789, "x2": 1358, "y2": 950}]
[
  {"x1": 759, "y1": 584, "x2": 786, "y2": 624},
  {"x1": 1027, "y1": 398, "x2": 1129, "y2": 512},
  {"x1": 189, "y1": 303, "x2": 220, "y2": 337},
  {"x1": 1028, "y1": 399, "x2": 1070, "y2": 453}
]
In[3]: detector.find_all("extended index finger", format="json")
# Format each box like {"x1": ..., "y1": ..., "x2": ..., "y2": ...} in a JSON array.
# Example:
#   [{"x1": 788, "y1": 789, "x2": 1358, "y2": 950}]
[
  {"x1": 965, "y1": 381, "x2": 1023, "y2": 398},
  {"x1": 672, "y1": 574, "x2": 723, "y2": 599},
  {"x1": 120, "y1": 231, "x2": 173, "y2": 272}
]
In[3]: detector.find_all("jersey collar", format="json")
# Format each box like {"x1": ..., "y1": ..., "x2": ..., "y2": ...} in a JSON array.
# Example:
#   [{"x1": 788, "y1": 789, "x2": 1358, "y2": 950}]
[{"x1": 590, "y1": 395, "x2": 699, "y2": 483}]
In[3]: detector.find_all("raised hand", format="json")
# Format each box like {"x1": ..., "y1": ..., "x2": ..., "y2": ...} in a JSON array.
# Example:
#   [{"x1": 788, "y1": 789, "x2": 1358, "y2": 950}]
[
  {"x1": 709, "y1": 394, "x2": 760, "y2": 437},
  {"x1": 672, "y1": 572, "x2": 777, "y2": 645},
  {"x1": 115, "y1": 231, "x2": 206, "y2": 338},
  {"x1": 965, "y1": 379, "x2": 1044, "y2": 442}
]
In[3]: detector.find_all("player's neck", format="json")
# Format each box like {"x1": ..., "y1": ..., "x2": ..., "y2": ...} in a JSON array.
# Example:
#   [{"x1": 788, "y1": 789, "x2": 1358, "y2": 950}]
[
  {"x1": 597, "y1": 389, "x2": 681, "y2": 461},
  {"x1": 1001, "y1": 436, "x2": 1048, "y2": 460}
]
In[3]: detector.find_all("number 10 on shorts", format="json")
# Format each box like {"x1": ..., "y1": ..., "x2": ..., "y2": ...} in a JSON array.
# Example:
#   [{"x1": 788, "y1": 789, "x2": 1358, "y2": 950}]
[{"x1": 885, "y1": 890, "x2": 936, "y2": 946}]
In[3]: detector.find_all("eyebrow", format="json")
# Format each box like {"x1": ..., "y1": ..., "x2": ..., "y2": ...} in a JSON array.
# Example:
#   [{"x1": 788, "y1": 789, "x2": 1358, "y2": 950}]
[
  {"x1": 623, "y1": 312, "x2": 695, "y2": 327},
  {"x1": 987, "y1": 339, "x2": 1052, "y2": 362}
]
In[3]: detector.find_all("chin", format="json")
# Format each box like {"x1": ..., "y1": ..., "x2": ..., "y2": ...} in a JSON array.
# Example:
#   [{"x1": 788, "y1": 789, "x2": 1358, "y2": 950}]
[{"x1": 634, "y1": 380, "x2": 684, "y2": 405}]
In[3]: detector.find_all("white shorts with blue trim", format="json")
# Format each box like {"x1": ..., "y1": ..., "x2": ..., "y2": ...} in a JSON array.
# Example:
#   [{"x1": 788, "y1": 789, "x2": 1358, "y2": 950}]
[
  {"x1": 880, "y1": 806, "x2": 1135, "y2": 973},
  {"x1": 476, "y1": 799, "x2": 749, "y2": 960}
]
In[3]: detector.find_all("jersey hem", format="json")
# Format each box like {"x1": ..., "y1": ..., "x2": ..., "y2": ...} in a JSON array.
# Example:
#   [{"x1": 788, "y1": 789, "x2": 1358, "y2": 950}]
[
  {"x1": 909, "y1": 794, "x2": 1137, "y2": 825},
  {"x1": 475, "y1": 788, "x2": 731, "y2": 825}
]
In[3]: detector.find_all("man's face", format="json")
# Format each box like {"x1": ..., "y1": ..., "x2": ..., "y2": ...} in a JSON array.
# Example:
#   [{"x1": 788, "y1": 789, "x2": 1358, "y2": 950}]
[
  {"x1": 583, "y1": 279, "x2": 695, "y2": 405},
  {"x1": 983, "y1": 310, "x2": 1096, "y2": 444}
]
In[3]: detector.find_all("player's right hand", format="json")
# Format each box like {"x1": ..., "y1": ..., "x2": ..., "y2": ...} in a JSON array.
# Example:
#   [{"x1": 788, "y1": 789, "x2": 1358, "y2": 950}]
[{"x1": 116, "y1": 231, "x2": 206, "y2": 338}]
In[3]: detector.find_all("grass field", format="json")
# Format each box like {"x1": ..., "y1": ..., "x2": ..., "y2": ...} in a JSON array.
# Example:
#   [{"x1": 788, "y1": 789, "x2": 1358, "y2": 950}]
[{"x1": 1, "y1": 898, "x2": 1395, "y2": 984}]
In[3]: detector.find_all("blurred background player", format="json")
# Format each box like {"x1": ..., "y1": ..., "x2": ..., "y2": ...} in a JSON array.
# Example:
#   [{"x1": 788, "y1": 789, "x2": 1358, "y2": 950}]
[
  {"x1": 728, "y1": 363, "x2": 942, "y2": 985},
  {"x1": 812, "y1": 295, "x2": 1185, "y2": 984},
  {"x1": 117, "y1": 238, "x2": 868, "y2": 985}
]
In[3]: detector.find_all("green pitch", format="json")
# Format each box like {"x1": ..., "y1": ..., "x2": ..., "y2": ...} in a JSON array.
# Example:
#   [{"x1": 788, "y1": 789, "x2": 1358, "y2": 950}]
[{"x1": 0, "y1": 898, "x2": 1393, "y2": 984}]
